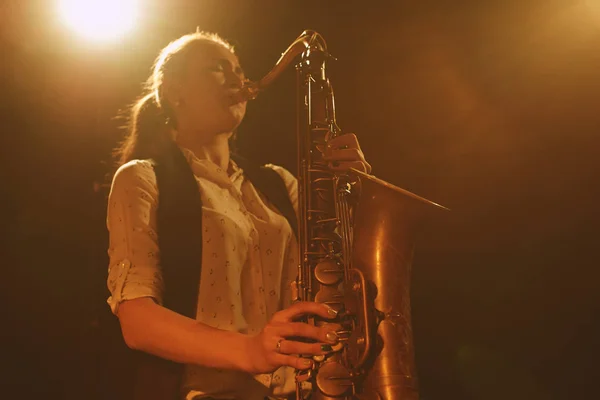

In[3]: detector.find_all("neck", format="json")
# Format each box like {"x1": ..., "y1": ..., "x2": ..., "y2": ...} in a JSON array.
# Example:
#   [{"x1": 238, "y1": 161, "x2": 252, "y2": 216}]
[{"x1": 174, "y1": 128, "x2": 233, "y2": 171}]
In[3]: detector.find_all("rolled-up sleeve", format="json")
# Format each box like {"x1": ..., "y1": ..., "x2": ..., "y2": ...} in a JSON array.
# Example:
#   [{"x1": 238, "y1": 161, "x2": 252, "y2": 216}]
[{"x1": 106, "y1": 160, "x2": 164, "y2": 314}]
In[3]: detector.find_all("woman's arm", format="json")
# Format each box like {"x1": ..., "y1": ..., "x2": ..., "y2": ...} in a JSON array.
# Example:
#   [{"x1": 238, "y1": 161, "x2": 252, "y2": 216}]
[
  {"x1": 118, "y1": 297, "x2": 249, "y2": 371},
  {"x1": 107, "y1": 162, "x2": 252, "y2": 371},
  {"x1": 108, "y1": 162, "x2": 337, "y2": 375},
  {"x1": 118, "y1": 297, "x2": 338, "y2": 374}
]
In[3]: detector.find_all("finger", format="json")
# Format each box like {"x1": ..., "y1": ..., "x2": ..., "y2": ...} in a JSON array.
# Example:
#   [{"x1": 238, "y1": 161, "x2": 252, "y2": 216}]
[
  {"x1": 272, "y1": 301, "x2": 337, "y2": 323},
  {"x1": 275, "y1": 354, "x2": 313, "y2": 370},
  {"x1": 327, "y1": 133, "x2": 360, "y2": 150},
  {"x1": 275, "y1": 322, "x2": 339, "y2": 344},
  {"x1": 318, "y1": 322, "x2": 343, "y2": 332},
  {"x1": 278, "y1": 339, "x2": 334, "y2": 356},
  {"x1": 329, "y1": 160, "x2": 371, "y2": 174},
  {"x1": 322, "y1": 148, "x2": 363, "y2": 162},
  {"x1": 320, "y1": 322, "x2": 347, "y2": 340}
]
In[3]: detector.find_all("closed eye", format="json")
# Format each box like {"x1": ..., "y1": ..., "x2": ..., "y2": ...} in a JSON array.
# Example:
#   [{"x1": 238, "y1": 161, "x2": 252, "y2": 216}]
[
  {"x1": 207, "y1": 58, "x2": 245, "y2": 79},
  {"x1": 206, "y1": 64, "x2": 224, "y2": 72}
]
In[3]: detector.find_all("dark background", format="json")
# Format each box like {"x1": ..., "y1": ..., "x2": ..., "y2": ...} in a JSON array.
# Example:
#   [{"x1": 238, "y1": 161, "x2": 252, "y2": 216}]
[{"x1": 1, "y1": 1, "x2": 599, "y2": 399}]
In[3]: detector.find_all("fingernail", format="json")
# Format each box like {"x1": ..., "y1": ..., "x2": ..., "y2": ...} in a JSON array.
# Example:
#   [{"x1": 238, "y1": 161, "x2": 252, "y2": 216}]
[
  {"x1": 302, "y1": 359, "x2": 312, "y2": 366},
  {"x1": 326, "y1": 306, "x2": 338, "y2": 317},
  {"x1": 326, "y1": 331, "x2": 338, "y2": 343}
]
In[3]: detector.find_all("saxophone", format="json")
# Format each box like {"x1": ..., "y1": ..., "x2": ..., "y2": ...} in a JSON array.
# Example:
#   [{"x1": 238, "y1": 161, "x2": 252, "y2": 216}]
[{"x1": 234, "y1": 30, "x2": 448, "y2": 400}]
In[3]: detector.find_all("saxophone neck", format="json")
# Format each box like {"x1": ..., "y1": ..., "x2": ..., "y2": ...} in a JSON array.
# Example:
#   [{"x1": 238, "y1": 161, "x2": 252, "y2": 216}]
[{"x1": 232, "y1": 30, "x2": 330, "y2": 104}]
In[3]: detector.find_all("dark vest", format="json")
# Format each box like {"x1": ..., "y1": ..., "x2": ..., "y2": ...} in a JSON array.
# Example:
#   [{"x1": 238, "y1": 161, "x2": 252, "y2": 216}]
[{"x1": 130, "y1": 143, "x2": 297, "y2": 400}]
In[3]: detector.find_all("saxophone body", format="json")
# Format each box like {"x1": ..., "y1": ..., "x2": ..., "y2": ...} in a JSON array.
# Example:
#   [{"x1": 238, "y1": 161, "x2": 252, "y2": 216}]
[{"x1": 236, "y1": 31, "x2": 448, "y2": 400}]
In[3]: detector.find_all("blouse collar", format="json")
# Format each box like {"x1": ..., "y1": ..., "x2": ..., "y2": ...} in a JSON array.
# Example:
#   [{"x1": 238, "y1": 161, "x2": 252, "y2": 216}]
[{"x1": 178, "y1": 146, "x2": 245, "y2": 189}]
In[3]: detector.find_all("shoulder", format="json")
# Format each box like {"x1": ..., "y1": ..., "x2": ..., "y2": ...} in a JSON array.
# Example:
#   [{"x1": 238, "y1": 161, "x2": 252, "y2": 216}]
[
  {"x1": 263, "y1": 164, "x2": 298, "y2": 209},
  {"x1": 263, "y1": 164, "x2": 297, "y2": 187},
  {"x1": 110, "y1": 159, "x2": 157, "y2": 194},
  {"x1": 114, "y1": 159, "x2": 155, "y2": 179}
]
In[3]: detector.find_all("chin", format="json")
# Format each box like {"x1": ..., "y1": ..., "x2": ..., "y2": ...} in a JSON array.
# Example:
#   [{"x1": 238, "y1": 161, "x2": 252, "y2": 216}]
[
  {"x1": 226, "y1": 106, "x2": 245, "y2": 128},
  {"x1": 230, "y1": 102, "x2": 246, "y2": 117},
  {"x1": 216, "y1": 115, "x2": 243, "y2": 134},
  {"x1": 200, "y1": 105, "x2": 245, "y2": 135}
]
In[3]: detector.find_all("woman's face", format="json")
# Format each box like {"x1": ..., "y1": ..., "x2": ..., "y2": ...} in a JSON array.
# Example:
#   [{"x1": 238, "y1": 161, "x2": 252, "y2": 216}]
[{"x1": 171, "y1": 41, "x2": 247, "y2": 138}]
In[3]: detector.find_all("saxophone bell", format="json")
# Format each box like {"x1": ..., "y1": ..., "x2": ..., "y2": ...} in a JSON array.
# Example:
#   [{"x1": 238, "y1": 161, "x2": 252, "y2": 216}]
[{"x1": 246, "y1": 30, "x2": 448, "y2": 400}]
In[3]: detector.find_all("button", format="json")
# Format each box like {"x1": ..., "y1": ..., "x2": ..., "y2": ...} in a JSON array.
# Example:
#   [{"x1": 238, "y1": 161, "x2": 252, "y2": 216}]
[{"x1": 264, "y1": 374, "x2": 272, "y2": 386}]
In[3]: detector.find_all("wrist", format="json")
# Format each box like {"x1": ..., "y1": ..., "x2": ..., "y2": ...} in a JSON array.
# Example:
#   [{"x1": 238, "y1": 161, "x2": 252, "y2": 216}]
[{"x1": 229, "y1": 331, "x2": 255, "y2": 373}]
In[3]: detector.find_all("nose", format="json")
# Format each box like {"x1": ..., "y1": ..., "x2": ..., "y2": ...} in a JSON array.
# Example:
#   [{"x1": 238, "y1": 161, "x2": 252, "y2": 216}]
[{"x1": 226, "y1": 70, "x2": 244, "y2": 89}]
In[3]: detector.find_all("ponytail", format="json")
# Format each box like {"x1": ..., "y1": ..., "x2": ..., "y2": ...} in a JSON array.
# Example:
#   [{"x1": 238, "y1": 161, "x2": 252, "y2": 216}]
[{"x1": 114, "y1": 93, "x2": 174, "y2": 165}]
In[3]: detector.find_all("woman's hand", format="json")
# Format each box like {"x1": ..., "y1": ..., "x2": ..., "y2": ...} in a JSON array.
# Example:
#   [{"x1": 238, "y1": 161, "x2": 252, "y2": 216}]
[
  {"x1": 241, "y1": 302, "x2": 340, "y2": 374},
  {"x1": 324, "y1": 133, "x2": 372, "y2": 174}
]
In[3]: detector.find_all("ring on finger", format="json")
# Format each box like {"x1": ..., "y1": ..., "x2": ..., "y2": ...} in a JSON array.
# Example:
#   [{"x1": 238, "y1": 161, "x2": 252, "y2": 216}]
[{"x1": 275, "y1": 338, "x2": 284, "y2": 354}]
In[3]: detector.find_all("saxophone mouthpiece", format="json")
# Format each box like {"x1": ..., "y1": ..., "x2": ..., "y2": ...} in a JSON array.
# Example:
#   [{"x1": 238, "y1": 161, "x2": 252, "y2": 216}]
[{"x1": 231, "y1": 81, "x2": 260, "y2": 104}]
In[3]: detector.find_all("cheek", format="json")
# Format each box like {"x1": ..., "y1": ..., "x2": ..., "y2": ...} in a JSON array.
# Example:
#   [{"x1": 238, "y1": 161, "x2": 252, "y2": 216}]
[
  {"x1": 183, "y1": 77, "x2": 221, "y2": 108},
  {"x1": 186, "y1": 85, "x2": 218, "y2": 108},
  {"x1": 188, "y1": 93, "x2": 216, "y2": 112}
]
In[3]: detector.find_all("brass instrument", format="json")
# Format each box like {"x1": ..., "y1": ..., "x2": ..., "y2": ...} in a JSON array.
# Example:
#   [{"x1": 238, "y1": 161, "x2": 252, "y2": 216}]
[{"x1": 235, "y1": 30, "x2": 448, "y2": 400}]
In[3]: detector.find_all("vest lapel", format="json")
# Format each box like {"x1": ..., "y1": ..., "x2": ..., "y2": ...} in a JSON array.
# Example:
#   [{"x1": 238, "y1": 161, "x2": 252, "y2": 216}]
[{"x1": 131, "y1": 148, "x2": 296, "y2": 400}]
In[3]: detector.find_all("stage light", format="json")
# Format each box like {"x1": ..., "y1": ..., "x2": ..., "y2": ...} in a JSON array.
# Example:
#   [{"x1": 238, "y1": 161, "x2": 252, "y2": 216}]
[{"x1": 58, "y1": 0, "x2": 139, "y2": 42}]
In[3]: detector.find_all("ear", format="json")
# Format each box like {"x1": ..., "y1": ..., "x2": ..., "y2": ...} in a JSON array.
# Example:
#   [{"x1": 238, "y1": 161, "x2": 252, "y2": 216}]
[{"x1": 160, "y1": 80, "x2": 183, "y2": 109}]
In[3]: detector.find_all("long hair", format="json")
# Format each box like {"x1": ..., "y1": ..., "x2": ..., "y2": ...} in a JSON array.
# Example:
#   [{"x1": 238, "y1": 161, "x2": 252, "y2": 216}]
[{"x1": 114, "y1": 31, "x2": 235, "y2": 165}]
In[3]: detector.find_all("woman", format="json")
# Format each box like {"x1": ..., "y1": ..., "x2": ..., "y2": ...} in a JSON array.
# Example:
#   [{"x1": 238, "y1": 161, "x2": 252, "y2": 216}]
[{"x1": 107, "y1": 31, "x2": 371, "y2": 400}]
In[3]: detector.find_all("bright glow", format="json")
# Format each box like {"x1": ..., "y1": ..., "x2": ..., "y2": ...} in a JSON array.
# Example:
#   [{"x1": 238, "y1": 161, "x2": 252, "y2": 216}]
[
  {"x1": 584, "y1": 0, "x2": 600, "y2": 14},
  {"x1": 58, "y1": 0, "x2": 139, "y2": 42}
]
